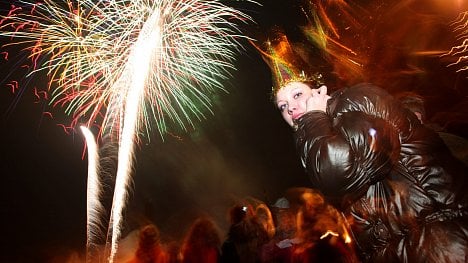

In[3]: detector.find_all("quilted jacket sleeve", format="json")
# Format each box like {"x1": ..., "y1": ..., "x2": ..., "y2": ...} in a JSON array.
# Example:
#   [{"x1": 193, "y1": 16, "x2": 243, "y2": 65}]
[{"x1": 294, "y1": 84, "x2": 402, "y2": 205}]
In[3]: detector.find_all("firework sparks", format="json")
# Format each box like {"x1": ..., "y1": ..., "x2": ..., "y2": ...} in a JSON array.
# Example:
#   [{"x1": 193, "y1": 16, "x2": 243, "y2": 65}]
[
  {"x1": 0, "y1": 0, "x2": 252, "y2": 139},
  {"x1": 1, "y1": 0, "x2": 253, "y2": 261}
]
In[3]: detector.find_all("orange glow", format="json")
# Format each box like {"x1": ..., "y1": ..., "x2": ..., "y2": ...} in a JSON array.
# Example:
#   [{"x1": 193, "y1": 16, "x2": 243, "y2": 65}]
[{"x1": 343, "y1": 232, "x2": 352, "y2": 244}]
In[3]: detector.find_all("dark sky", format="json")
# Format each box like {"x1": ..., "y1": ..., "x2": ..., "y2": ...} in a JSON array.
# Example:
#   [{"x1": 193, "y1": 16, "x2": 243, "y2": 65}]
[{"x1": 1, "y1": 0, "x2": 468, "y2": 262}]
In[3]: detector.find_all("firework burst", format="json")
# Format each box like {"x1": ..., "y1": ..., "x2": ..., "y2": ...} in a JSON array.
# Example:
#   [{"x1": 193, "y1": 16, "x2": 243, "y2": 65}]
[{"x1": 1, "y1": 0, "x2": 252, "y2": 139}]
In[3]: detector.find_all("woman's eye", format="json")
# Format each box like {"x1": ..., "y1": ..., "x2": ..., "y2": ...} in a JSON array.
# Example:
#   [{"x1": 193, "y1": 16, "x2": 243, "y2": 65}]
[
  {"x1": 279, "y1": 104, "x2": 286, "y2": 112},
  {"x1": 293, "y1": 92, "x2": 302, "y2": 99}
]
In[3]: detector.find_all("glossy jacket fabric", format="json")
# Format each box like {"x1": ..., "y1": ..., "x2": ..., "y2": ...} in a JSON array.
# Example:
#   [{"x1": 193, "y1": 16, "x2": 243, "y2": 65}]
[{"x1": 294, "y1": 83, "x2": 468, "y2": 262}]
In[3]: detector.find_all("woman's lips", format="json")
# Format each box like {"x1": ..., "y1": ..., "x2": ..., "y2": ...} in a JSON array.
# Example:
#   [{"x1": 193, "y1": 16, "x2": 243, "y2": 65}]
[{"x1": 292, "y1": 113, "x2": 303, "y2": 120}]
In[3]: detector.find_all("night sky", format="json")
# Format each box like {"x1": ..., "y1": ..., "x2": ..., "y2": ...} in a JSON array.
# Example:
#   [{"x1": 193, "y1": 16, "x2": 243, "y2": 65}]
[{"x1": 1, "y1": 1, "x2": 468, "y2": 262}]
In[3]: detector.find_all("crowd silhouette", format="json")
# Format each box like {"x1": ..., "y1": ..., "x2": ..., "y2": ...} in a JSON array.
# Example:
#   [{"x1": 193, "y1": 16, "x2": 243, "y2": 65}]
[{"x1": 125, "y1": 187, "x2": 359, "y2": 263}]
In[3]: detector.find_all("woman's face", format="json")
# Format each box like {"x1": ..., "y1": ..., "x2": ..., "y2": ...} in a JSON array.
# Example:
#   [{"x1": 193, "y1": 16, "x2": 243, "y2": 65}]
[{"x1": 275, "y1": 81, "x2": 314, "y2": 127}]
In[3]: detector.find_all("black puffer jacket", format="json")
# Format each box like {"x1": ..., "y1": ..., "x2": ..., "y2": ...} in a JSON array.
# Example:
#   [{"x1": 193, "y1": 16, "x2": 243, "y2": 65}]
[{"x1": 294, "y1": 83, "x2": 468, "y2": 262}]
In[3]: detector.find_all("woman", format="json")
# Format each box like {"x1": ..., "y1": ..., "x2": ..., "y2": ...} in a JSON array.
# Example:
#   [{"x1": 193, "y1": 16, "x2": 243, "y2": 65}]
[
  {"x1": 220, "y1": 204, "x2": 269, "y2": 263},
  {"x1": 127, "y1": 224, "x2": 168, "y2": 263},
  {"x1": 180, "y1": 216, "x2": 222, "y2": 263},
  {"x1": 265, "y1": 36, "x2": 468, "y2": 262}
]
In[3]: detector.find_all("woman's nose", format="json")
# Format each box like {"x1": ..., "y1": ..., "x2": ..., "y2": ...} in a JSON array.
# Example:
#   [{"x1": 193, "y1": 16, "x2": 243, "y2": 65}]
[{"x1": 287, "y1": 106, "x2": 295, "y2": 115}]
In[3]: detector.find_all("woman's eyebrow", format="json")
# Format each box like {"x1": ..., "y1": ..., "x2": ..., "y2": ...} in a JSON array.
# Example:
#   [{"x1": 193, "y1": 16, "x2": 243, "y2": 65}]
[{"x1": 292, "y1": 87, "x2": 302, "y2": 92}]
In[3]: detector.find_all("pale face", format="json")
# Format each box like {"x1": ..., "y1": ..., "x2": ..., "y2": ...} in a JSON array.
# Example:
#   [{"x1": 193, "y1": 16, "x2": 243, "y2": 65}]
[{"x1": 275, "y1": 82, "x2": 314, "y2": 127}]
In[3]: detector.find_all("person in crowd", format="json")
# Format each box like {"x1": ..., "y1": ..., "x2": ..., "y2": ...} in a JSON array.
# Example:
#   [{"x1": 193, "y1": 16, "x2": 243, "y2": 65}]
[
  {"x1": 255, "y1": 203, "x2": 276, "y2": 241},
  {"x1": 220, "y1": 204, "x2": 269, "y2": 263},
  {"x1": 180, "y1": 216, "x2": 222, "y2": 263},
  {"x1": 127, "y1": 224, "x2": 168, "y2": 263},
  {"x1": 261, "y1": 32, "x2": 468, "y2": 262},
  {"x1": 260, "y1": 197, "x2": 299, "y2": 263}
]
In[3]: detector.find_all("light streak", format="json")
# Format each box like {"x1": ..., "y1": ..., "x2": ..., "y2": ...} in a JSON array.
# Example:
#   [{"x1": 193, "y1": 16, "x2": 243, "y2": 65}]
[
  {"x1": 343, "y1": 231, "x2": 352, "y2": 244},
  {"x1": 7, "y1": 80, "x2": 18, "y2": 93},
  {"x1": 56, "y1": 123, "x2": 73, "y2": 134},
  {"x1": 107, "y1": 9, "x2": 163, "y2": 262},
  {"x1": 80, "y1": 126, "x2": 105, "y2": 263},
  {"x1": 42, "y1": 111, "x2": 53, "y2": 119},
  {"x1": 442, "y1": 11, "x2": 468, "y2": 73},
  {"x1": 320, "y1": 230, "x2": 339, "y2": 239},
  {"x1": 1, "y1": 51, "x2": 8, "y2": 60},
  {"x1": 300, "y1": 0, "x2": 366, "y2": 82}
]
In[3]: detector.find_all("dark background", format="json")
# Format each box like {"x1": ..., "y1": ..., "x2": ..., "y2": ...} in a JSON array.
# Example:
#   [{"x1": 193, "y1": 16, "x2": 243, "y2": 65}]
[{"x1": 1, "y1": 0, "x2": 467, "y2": 262}]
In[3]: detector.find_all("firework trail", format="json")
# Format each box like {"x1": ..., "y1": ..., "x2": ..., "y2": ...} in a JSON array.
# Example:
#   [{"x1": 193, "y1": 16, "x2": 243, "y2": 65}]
[
  {"x1": 107, "y1": 8, "x2": 163, "y2": 261},
  {"x1": 1, "y1": 0, "x2": 253, "y2": 261},
  {"x1": 80, "y1": 126, "x2": 105, "y2": 263}
]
